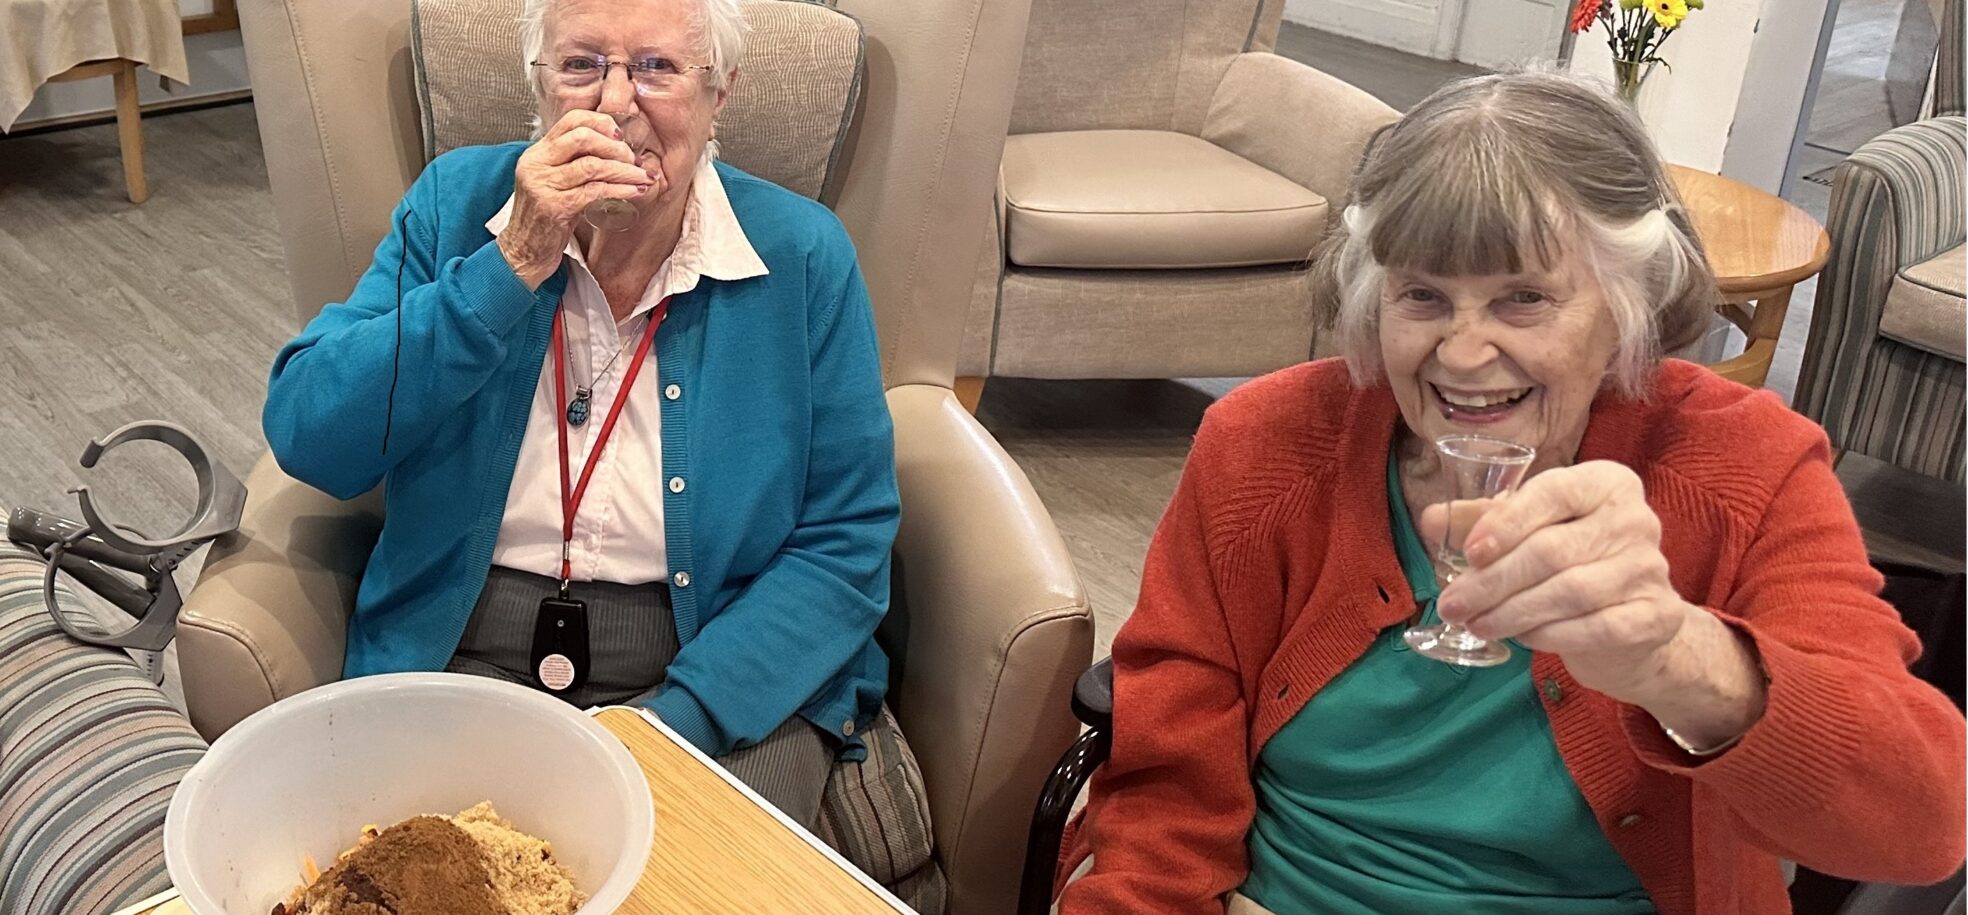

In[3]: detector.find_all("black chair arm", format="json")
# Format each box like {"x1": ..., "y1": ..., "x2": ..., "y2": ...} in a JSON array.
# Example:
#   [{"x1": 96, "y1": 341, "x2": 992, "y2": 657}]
[
  {"x1": 1019, "y1": 657, "x2": 1116, "y2": 915},
  {"x1": 1071, "y1": 656, "x2": 1113, "y2": 731}
]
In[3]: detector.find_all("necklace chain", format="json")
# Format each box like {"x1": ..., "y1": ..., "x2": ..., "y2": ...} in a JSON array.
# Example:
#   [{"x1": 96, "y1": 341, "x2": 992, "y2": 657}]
[{"x1": 571, "y1": 312, "x2": 649, "y2": 394}]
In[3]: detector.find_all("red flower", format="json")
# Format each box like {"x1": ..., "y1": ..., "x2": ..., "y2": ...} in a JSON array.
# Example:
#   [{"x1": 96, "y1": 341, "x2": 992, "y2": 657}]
[{"x1": 1568, "y1": 0, "x2": 1606, "y2": 31}]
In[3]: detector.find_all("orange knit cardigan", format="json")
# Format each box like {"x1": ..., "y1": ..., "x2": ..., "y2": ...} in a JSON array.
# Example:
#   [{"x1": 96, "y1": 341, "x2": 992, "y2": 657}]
[{"x1": 1059, "y1": 359, "x2": 1966, "y2": 915}]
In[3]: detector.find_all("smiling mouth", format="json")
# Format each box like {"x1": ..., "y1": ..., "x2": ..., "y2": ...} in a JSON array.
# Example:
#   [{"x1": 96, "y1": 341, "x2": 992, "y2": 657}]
[{"x1": 1430, "y1": 383, "x2": 1533, "y2": 422}]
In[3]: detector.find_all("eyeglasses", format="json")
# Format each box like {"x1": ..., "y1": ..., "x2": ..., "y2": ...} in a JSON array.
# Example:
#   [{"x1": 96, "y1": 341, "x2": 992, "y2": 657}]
[{"x1": 530, "y1": 55, "x2": 715, "y2": 99}]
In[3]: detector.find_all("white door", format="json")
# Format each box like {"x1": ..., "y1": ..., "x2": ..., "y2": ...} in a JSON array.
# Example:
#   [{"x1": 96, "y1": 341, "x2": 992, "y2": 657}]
[{"x1": 1454, "y1": 0, "x2": 1570, "y2": 67}]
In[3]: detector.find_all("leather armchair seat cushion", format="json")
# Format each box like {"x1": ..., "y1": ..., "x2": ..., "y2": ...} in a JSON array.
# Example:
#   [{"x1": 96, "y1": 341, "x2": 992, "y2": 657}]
[
  {"x1": 412, "y1": 0, "x2": 864, "y2": 201},
  {"x1": 1882, "y1": 244, "x2": 1967, "y2": 361},
  {"x1": 1001, "y1": 129, "x2": 1328, "y2": 269},
  {"x1": 1007, "y1": 129, "x2": 1330, "y2": 269}
]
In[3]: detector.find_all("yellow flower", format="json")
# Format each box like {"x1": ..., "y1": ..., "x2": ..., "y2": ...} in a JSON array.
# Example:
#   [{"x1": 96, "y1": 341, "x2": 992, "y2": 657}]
[
  {"x1": 1620, "y1": 0, "x2": 1644, "y2": 8},
  {"x1": 1649, "y1": 0, "x2": 1688, "y2": 27}
]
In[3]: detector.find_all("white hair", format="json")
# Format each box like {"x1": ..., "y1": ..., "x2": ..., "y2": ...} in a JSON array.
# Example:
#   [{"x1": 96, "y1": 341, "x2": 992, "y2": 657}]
[
  {"x1": 1315, "y1": 69, "x2": 1717, "y2": 397},
  {"x1": 518, "y1": 0, "x2": 749, "y2": 135}
]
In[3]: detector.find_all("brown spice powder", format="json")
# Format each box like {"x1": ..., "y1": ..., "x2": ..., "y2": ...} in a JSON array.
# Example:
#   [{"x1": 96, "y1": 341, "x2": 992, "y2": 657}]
[{"x1": 292, "y1": 815, "x2": 515, "y2": 915}]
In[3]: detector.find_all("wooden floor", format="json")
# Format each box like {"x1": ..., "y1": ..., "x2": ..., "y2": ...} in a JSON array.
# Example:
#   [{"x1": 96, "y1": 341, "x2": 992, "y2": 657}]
[
  {"x1": 1273, "y1": 22, "x2": 1486, "y2": 113},
  {"x1": 0, "y1": 102, "x2": 287, "y2": 535},
  {"x1": 976, "y1": 378, "x2": 1231, "y2": 659}
]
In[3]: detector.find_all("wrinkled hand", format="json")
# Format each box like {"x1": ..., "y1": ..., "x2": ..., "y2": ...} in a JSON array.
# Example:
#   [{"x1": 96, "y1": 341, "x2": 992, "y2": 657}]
[
  {"x1": 1426, "y1": 460, "x2": 1696, "y2": 705},
  {"x1": 498, "y1": 110, "x2": 658, "y2": 289}
]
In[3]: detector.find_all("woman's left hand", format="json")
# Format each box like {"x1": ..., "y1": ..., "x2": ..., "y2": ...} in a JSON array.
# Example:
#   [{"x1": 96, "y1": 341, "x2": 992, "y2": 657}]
[{"x1": 1427, "y1": 460, "x2": 1698, "y2": 706}]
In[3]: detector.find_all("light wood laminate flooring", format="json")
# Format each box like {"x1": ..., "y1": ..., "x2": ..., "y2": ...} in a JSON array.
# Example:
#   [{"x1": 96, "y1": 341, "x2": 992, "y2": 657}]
[{"x1": 0, "y1": 102, "x2": 287, "y2": 533}]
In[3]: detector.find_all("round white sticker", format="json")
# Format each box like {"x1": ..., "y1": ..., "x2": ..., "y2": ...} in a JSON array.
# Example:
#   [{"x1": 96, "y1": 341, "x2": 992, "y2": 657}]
[{"x1": 538, "y1": 654, "x2": 576, "y2": 691}]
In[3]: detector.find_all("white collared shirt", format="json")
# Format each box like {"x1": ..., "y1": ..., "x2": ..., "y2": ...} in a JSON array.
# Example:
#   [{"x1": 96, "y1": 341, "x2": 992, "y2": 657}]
[{"x1": 485, "y1": 155, "x2": 769, "y2": 585}]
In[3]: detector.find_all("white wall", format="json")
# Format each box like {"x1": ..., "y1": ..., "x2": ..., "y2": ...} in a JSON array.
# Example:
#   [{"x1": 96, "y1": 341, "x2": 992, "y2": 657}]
[
  {"x1": 1558, "y1": 0, "x2": 1794, "y2": 182},
  {"x1": 1287, "y1": 0, "x2": 1568, "y2": 67},
  {"x1": 12, "y1": 0, "x2": 249, "y2": 130},
  {"x1": 1284, "y1": 0, "x2": 1446, "y2": 58},
  {"x1": 1722, "y1": 0, "x2": 1835, "y2": 191},
  {"x1": 1457, "y1": 0, "x2": 1566, "y2": 68},
  {"x1": 1289, "y1": 0, "x2": 1826, "y2": 192}
]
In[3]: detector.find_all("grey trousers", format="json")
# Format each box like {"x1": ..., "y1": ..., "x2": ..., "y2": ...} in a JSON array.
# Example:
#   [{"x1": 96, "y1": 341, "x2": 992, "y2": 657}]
[{"x1": 445, "y1": 565, "x2": 835, "y2": 829}]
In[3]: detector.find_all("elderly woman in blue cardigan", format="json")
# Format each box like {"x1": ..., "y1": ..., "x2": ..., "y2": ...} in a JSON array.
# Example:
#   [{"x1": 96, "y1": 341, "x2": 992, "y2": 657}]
[{"x1": 260, "y1": 0, "x2": 897, "y2": 828}]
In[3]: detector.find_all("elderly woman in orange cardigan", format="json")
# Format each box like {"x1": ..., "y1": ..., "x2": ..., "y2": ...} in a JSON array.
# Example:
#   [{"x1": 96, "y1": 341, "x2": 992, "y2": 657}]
[{"x1": 1057, "y1": 71, "x2": 1966, "y2": 915}]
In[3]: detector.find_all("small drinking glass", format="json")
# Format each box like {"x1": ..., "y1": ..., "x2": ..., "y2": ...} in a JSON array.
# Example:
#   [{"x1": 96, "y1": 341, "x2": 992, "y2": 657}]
[
  {"x1": 582, "y1": 112, "x2": 640, "y2": 233},
  {"x1": 1402, "y1": 434, "x2": 1537, "y2": 667}
]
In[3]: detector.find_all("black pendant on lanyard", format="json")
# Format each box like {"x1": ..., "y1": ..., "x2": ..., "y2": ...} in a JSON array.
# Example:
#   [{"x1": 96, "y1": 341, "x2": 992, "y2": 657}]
[{"x1": 530, "y1": 594, "x2": 591, "y2": 694}]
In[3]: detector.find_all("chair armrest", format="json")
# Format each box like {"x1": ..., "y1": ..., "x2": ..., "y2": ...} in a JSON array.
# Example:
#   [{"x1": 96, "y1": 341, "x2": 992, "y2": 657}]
[
  {"x1": 178, "y1": 453, "x2": 381, "y2": 741},
  {"x1": 1016, "y1": 656, "x2": 1114, "y2": 915},
  {"x1": 884, "y1": 383, "x2": 1093, "y2": 915},
  {"x1": 1843, "y1": 117, "x2": 1967, "y2": 270},
  {"x1": 1199, "y1": 52, "x2": 1398, "y2": 214},
  {"x1": 1073, "y1": 656, "x2": 1112, "y2": 732},
  {"x1": 1796, "y1": 116, "x2": 1966, "y2": 424}
]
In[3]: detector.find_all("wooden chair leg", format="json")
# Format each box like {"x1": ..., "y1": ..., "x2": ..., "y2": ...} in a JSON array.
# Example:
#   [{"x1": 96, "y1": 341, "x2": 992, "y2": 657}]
[
  {"x1": 954, "y1": 376, "x2": 986, "y2": 414},
  {"x1": 110, "y1": 61, "x2": 147, "y2": 204}
]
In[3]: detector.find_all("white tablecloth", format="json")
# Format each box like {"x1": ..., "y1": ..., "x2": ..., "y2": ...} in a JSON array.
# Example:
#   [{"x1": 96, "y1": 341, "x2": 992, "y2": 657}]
[{"x1": 0, "y1": 0, "x2": 190, "y2": 131}]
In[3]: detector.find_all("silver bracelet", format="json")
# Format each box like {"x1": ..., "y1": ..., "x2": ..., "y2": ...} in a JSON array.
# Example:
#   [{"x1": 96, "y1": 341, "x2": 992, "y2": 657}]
[{"x1": 1660, "y1": 721, "x2": 1748, "y2": 757}]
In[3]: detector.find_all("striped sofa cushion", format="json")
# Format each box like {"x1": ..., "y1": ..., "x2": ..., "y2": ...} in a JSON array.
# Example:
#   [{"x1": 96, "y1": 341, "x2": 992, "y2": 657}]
[{"x1": 0, "y1": 544, "x2": 206, "y2": 915}]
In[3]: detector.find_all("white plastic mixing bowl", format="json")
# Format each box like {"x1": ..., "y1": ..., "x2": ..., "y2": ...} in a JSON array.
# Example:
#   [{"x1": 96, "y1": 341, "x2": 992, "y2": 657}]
[{"x1": 164, "y1": 673, "x2": 653, "y2": 915}]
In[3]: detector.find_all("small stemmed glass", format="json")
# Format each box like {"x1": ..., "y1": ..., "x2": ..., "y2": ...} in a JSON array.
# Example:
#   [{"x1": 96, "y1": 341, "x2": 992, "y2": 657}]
[{"x1": 1402, "y1": 434, "x2": 1537, "y2": 667}]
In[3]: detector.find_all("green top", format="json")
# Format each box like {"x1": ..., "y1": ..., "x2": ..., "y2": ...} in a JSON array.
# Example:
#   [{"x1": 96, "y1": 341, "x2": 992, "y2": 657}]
[{"x1": 1238, "y1": 452, "x2": 1655, "y2": 915}]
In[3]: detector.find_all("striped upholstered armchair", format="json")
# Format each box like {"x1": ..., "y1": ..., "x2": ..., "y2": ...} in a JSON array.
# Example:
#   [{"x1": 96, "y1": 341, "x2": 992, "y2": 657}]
[{"x1": 1795, "y1": 0, "x2": 1966, "y2": 483}]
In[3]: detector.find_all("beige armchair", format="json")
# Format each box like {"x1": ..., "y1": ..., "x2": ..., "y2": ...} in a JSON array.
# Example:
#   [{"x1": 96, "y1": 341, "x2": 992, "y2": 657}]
[
  {"x1": 175, "y1": 1, "x2": 1095, "y2": 913},
  {"x1": 957, "y1": 0, "x2": 1397, "y2": 384}
]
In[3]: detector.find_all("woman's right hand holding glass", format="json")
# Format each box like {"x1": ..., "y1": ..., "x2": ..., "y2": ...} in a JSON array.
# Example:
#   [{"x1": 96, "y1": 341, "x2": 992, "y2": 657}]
[
  {"x1": 1429, "y1": 460, "x2": 1768, "y2": 747},
  {"x1": 498, "y1": 109, "x2": 656, "y2": 289}
]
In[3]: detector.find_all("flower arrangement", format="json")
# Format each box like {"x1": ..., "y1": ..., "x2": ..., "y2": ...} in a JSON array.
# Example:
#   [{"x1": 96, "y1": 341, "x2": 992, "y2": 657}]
[{"x1": 1569, "y1": 0, "x2": 1709, "y2": 102}]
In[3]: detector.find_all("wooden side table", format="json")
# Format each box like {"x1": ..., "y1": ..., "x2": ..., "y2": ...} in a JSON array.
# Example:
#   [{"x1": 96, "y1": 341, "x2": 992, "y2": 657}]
[{"x1": 1667, "y1": 164, "x2": 1831, "y2": 389}]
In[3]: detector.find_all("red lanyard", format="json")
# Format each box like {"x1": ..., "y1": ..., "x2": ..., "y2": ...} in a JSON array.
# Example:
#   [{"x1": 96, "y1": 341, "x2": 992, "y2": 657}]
[{"x1": 550, "y1": 297, "x2": 669, "y2": 589}]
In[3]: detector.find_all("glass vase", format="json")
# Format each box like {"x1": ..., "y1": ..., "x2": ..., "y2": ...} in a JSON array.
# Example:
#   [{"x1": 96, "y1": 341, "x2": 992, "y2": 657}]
[{"x1": 1612, "y1": 57, "x2": 1656, "y2": 104}]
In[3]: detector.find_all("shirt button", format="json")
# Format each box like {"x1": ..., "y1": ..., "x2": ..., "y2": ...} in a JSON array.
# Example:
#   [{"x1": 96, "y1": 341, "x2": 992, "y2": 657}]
[
  {"x1": 1618, "y1": 813, "x2": 1644, "y2": 829},
  {"x1": 664, "y1": 384, "x2": 681, "y2": 400},
  {"x1": 672, "y1": 571, "x2": 691, "y2": 588},
  {"x1": 668, "y1": 476, "x2": 685, "y2": 493},
  {"x1": 842, "y1": 720, "x2": 855, "y2": 737},
  {"x1": 1541, "y1": 679, "x2": 1565, "y2": 704}
]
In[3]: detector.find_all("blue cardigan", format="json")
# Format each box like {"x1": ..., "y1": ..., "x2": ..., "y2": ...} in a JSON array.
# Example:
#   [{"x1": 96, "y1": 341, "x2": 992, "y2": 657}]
[{"x1": 263, "y1": 143, "x2": 899, "y2": 759}]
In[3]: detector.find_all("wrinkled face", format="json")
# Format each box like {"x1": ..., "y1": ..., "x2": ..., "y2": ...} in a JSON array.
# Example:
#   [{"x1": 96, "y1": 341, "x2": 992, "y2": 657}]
[
  {"x1": 1378, "y1": 246, "x2": 1620, "y2": 471},
  {"x1": 539, "y1": 0, "x2": 728, "y2": 211}
]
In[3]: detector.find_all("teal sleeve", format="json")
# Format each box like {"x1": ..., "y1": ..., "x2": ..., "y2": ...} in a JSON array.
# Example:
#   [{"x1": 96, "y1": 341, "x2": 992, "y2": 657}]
[
  {"x1": 261, "y1": 168, "x2": 557, "y2": 500},
  {"x1": 644, "y1": 241, "x2": 900, "y2": 756}
]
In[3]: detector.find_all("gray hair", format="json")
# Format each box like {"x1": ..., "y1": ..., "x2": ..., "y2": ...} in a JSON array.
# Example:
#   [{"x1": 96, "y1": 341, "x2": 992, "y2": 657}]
[
  {"x1": 519, "y1": 0, "x2": 749, "y2": 124},
  {"x1": 1314, "y1": 69, "x2": 1716, "y2": 396}
]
